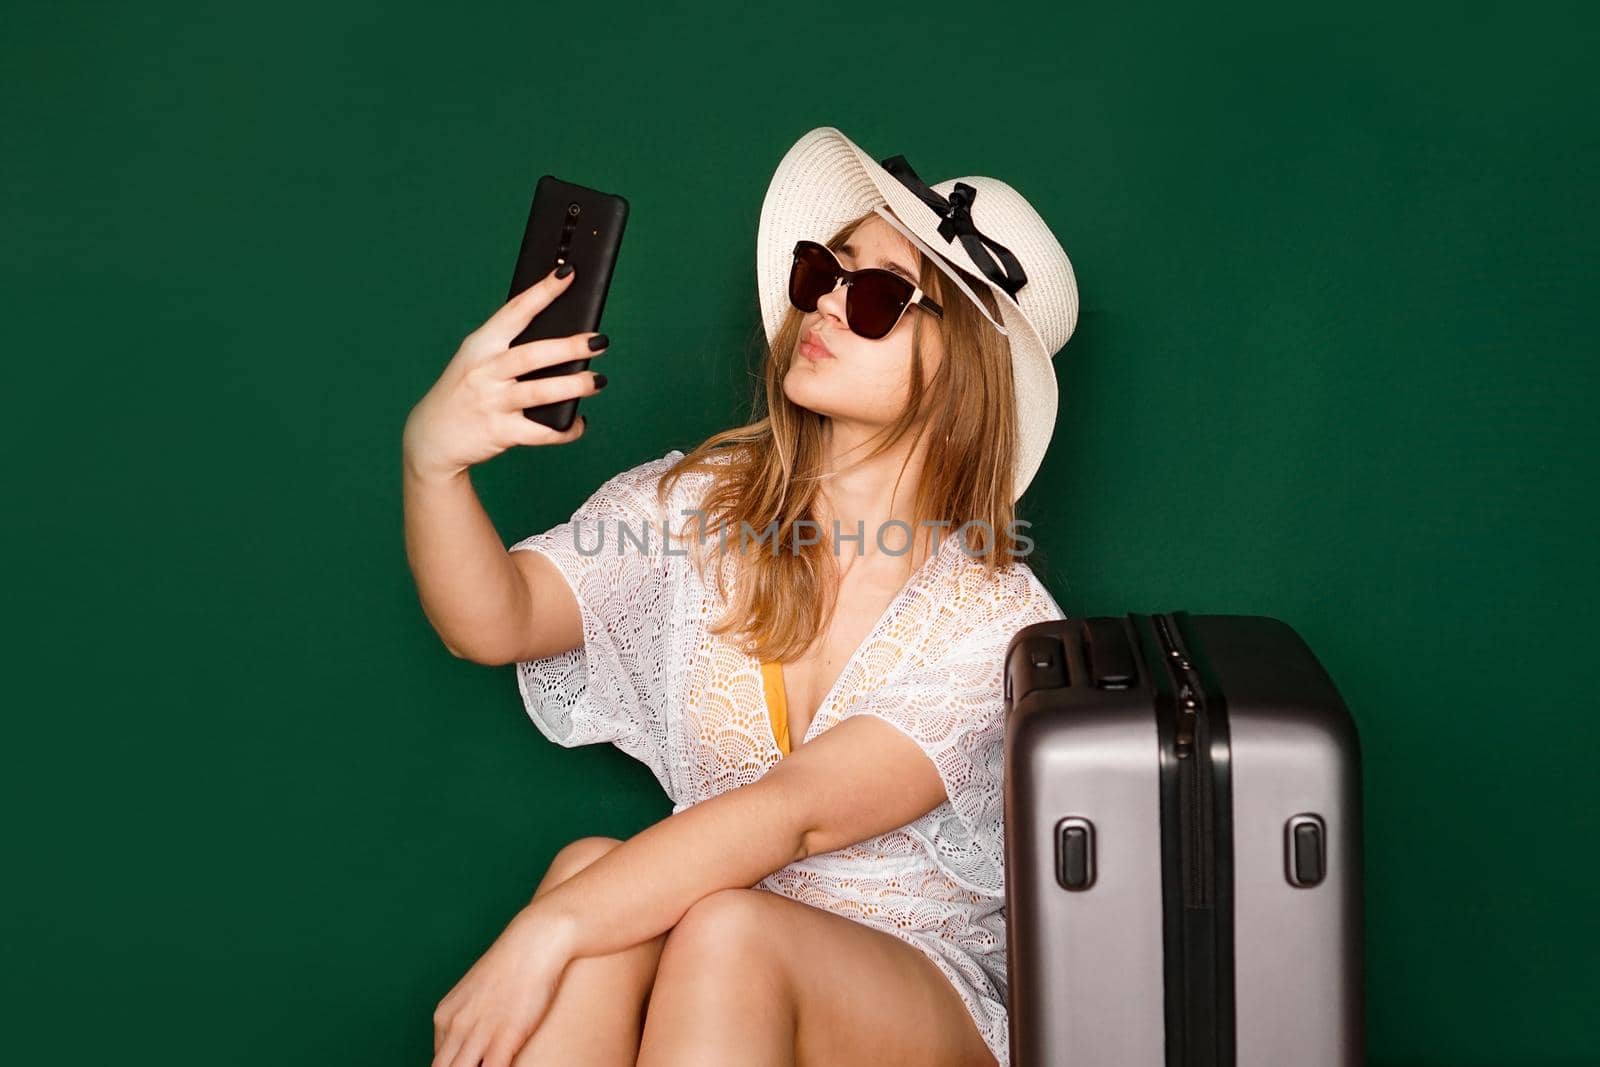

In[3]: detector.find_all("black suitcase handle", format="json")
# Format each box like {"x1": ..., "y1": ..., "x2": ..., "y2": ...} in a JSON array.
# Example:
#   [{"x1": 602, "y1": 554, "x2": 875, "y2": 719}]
[{"x1": 1081, "y1": 616, "x2": 1137, "y2": 689}]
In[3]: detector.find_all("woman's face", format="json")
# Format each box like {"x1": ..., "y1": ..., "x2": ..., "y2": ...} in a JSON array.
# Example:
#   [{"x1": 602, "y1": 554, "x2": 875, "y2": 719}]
[{"x1": 783, "y1": 214, "x2": 945, "y2": 430}]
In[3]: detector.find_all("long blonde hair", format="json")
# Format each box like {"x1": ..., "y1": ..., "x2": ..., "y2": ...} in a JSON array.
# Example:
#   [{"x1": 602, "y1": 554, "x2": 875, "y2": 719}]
[{"x1": 653, "y1": 208, "x2": 1029, "y2": 662}]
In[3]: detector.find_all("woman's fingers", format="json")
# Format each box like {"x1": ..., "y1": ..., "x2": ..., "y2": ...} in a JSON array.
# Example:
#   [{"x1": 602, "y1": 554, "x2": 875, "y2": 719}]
[
  {"x1": 446, "y1": 1023, "x2": 492, "y2": 1067},
  {"x1": 506, "y1": 411, "x2": 587, "y2": 449},
  {"x1": 469, "y1": 265, "x2": 577, "y2": 355},
  {"x1": 431, "y1": 1025, "x2": 465, "y2": 1067},
  {"x1": 481, "y1": 1028, "x2": 525, "y2": 1067},
  {"x1": 506, "y1": 367, "x2": 606, "y2": 412},
  {"x1": 418, "y1": 261, "x2": 611, "y2": 460},
  {"x1": 491, "y1": 329, "x2": 608, "y2": 380}
]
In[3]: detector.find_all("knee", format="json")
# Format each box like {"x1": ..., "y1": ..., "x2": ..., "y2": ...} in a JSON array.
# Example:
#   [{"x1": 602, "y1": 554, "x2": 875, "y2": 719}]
[
  {"x1": 540, "y1": 835, "x2": 624, "y2": 888},
  {"x1": 660, "y1": 888, "x2": 779, "y2": 967},
  {"x1": 649, "y1": 890, "x2": 792, "y2": 1023}
]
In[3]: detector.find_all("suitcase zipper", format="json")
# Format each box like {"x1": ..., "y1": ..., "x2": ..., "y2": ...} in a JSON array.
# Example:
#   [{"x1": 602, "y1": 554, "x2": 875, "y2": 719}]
[
  {"x1": 1157, "y1": 613, "x2": 1213, "y2": 908},
  {"x1": 1147, "y1": 611, "x2": 1236, "y2": 1066}
]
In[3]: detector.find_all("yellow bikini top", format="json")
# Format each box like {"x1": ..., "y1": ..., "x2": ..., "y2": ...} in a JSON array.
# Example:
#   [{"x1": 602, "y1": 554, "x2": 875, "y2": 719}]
[{"x1": 759, "y1": 660, "x2": 790, "y2": 756}]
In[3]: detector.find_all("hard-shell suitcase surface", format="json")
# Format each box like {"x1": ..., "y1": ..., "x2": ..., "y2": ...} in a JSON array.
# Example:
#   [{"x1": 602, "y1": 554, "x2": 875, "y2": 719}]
[{"x1": 1002, "y1": 613, "x2": 1363, "y2": 1067}]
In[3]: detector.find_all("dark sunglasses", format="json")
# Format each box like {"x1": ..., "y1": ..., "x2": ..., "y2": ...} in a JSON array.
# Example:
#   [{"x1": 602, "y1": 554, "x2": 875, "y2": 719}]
[{"x1": 788, "y1": 239, "x2": 944, "y2": 341}]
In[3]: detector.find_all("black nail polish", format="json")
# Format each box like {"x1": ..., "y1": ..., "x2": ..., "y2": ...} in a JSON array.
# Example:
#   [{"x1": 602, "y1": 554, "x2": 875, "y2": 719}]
[
  {"x1": 554, "y1": 263, "x2": 573, "y2": 278},
  {"x1": 592, "y1": 373, "x2": 608, "y2": 390},
  {"x1": 587, "y1": 334, "x2": 609, "y2": 351}
]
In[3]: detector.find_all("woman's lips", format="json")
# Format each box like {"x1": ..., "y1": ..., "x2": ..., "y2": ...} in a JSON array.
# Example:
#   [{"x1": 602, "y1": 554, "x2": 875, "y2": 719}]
[{"x1": 799, "y1": 332, "x2": 832, "y2": 361}]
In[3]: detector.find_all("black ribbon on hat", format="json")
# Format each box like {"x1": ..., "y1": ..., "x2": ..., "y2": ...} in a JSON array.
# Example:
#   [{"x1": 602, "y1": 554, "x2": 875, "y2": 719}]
[{"x1": 878, "y1": 154, "x2": 1028, "y2": 300}]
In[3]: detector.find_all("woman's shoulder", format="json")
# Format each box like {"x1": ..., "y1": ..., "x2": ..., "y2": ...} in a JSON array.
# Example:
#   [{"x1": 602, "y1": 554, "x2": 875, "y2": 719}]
[
  {"x1": 596, "y1": 446, "x2": 751, "y2": 558},
  {"x1": 607, "y1": 447, "x2": 688, "y2": 488},
  {"x1": 941, "y1": 540, "x2": 1068, "y2": 632},
  {"x1": 589, "y1": 447, "x2": 693, "y2": 518},
  {"x1": 610, "y1": 445, "x2": 741, "y2": 491}
]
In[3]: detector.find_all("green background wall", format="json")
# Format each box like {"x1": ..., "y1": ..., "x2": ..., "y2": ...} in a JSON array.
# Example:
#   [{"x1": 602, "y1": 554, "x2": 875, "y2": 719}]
[{"x1": 6, "y1": 1, "x2": 1595, "y2": 1063}]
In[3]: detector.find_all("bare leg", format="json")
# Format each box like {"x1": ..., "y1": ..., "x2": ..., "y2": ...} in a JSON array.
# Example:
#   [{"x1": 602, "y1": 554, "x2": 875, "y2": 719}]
[
  {"x1": 510, "y1": 836, "x2": 670, "y2": 1067},
  {"x1": 636, "y1": 888, "x2": 798, "y2": 1067},
  {"x1": 636, "y1": 888, "x2": 998, "y2": 1067}
]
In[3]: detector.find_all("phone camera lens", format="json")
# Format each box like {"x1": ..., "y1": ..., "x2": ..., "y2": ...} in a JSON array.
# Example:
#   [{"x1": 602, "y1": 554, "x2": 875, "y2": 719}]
[{"x1": 567, "y1": 203, "x2": 581, "y2": 217}]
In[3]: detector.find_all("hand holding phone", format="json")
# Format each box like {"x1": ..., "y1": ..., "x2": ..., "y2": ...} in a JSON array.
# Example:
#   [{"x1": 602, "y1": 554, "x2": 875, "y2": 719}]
[
  {"x1": 402, "y1": 266, "x2": 608, "y2": 481},
  {"x1": 402, "y1": 174, "x2": 627, "y2": 480}
]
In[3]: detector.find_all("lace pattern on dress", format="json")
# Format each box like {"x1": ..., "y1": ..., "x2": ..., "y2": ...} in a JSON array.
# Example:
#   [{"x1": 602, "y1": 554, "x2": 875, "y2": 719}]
[{"x1": 510, "y1": 447, "x2": 1066, "y2": 1067}]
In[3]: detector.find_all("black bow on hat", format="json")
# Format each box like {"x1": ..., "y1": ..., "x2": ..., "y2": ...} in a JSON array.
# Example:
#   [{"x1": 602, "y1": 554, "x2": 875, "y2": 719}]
[{"x1": 878, "y1": 154, "x2": 1028, "y2": 300}]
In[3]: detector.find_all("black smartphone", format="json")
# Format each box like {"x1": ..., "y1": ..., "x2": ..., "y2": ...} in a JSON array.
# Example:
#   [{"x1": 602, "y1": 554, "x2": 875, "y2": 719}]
[{"x1": 504, "y1": 174, "x2": 630, "y2": 431}]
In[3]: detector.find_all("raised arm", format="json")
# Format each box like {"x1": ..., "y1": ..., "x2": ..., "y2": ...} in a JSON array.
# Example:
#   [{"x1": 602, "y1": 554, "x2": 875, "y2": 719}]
[
  {"x1": 402, "y1": 462, "x2": 584, "y2": 665},
  {"x1": 400, "y1": 264, "x2": 608, "y2": 665}
]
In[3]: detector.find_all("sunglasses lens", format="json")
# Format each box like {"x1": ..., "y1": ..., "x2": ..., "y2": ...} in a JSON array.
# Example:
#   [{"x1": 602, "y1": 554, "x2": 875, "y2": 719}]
[
  {"x1": 848, "y1": 271, "x2": 911, "y2": 340},
  {"x1": 789, "y1": 244, "x2": 837, "y2": 312}
]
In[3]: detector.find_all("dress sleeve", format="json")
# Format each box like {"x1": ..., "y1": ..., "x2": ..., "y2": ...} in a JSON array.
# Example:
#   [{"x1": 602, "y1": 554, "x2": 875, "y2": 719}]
[
  {"x1": 507, "y1": 448, "x2": 687, "y2": 800},
  {"x1": 832, "y1": 566, "x2": 1066, "y2": 896}
]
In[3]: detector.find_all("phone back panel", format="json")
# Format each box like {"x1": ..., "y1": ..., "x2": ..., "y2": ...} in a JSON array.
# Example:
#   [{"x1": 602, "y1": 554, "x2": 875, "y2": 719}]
[
  {"x1": 1003, "y1": 613, "x2": 1364, "y2": 1067},
  {"x1": 505, "y1": 174, "x2": 629, "y2": 429}
]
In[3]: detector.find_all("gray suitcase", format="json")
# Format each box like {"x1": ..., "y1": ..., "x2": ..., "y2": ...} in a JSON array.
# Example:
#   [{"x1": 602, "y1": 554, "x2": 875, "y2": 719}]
[{"x1": 1002, "y1": 613, "x2": 1364, "y2": 1066}]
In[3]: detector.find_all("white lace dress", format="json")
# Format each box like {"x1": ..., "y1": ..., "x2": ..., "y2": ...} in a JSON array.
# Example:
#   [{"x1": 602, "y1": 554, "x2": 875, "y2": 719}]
[{"x1": 508, "y1": 447, "x2": 1066, "y2": 1067}]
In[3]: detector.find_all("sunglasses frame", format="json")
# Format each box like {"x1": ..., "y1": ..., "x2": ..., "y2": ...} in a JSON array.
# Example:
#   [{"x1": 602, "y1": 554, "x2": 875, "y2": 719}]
[{"x1": 788, "y1": 239, "x2": 944, "y2": 340}]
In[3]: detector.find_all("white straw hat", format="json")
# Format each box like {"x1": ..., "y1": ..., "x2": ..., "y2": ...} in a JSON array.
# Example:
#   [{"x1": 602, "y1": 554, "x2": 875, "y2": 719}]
[{"x1": 755, "y1": 125, "x2": 1080, "y2": 501}]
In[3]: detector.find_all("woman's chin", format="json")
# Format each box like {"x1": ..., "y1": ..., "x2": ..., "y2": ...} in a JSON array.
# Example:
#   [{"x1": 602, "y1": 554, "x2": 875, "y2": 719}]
[{"x1": 781, "y1": 373, "x2": 835, "y2": 412}]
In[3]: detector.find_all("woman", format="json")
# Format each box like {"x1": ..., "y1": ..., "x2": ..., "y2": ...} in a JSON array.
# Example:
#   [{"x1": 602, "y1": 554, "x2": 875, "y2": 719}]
[{"x1": 403, "y1": 126, "x2": 1080, "y2": 1067}]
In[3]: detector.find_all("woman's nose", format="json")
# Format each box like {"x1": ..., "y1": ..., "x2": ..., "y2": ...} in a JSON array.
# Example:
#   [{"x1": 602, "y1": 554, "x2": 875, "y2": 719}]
[{"x1": 815, "y1": 275, "x2": 848, "y2": 321}]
